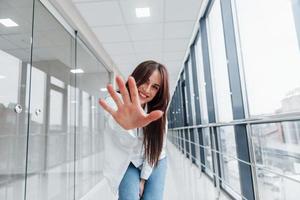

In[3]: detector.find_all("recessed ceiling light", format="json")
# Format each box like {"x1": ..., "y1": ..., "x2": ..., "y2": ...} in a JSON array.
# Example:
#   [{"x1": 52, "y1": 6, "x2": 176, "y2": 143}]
[
  {"x1": 0, "y1": 18, "x2": 18, "y2": 27},
  {"x1": 100, "y1": 88, "x2": 107, "y2": 92},
  {"x1": 70, "y1": 69, "x2": 84, "y2": 74},
  {"x1": 135, "y1": 7, "x2": 150, "y2": 18},
  {"x1": 0, "y1": 75, "x2": 6, "y2": 79}
]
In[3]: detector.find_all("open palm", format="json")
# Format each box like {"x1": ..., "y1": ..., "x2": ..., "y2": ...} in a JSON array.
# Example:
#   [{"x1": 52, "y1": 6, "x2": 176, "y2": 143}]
[{"x1": 99, "y1": 76, "x2": 163, "y2": 130}]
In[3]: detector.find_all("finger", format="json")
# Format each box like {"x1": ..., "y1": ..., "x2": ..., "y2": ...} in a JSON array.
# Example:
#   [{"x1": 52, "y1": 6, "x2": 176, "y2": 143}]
[
  {"x1": 139, "y1": 186, "x2": 144, "y2": 198},
  {"x1": 98, "y1": 98, "x2": 116, "y2": 116},
  {"x1": 107, "y1": 84, "x2": 123, "y2": 107},
  {"x1": 145, "y1": 110, "x2": 164, "y2": 123},
  {"x1": 128, "y1": 76, "x2": 140, "y2": 105},
  {"x1": 139, "y1": 189, "x2": 142, "y2": 198},
  {"x1": 116, "y1": 76, "x2": 131, "y2": 104}
]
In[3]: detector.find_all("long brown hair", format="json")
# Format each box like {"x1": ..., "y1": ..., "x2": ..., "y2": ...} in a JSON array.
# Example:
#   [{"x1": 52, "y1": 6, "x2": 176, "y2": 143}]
[{"x1": 127, "y1": 60, "x2": 170, "y2": 166}]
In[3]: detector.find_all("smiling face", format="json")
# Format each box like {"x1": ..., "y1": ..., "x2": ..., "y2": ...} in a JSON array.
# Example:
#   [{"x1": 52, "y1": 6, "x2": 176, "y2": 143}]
[{"x1": 137, "y1": 69, "x2": 162, "y2": 106}]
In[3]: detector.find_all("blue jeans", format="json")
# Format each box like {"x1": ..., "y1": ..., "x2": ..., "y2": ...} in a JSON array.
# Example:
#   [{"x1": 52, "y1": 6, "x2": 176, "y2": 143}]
[{"x1": 118, "y1": 157, "x2": 167, "y2": 200}]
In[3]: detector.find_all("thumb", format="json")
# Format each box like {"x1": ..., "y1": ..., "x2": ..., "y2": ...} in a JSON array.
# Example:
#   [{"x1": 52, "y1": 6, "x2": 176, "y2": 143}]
[{"x1": 146, "y1": 110, "x2": 164, "y2": 122}]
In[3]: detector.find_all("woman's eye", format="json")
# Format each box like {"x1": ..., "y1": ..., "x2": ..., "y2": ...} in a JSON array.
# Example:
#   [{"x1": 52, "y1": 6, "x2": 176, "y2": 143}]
[{"x1": 152, "y1": 85, "x2": 159, "y2": 90}]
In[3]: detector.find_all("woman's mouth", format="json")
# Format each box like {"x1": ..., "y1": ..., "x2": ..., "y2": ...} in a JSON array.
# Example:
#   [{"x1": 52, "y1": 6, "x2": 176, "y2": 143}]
[{"x1": 139, "y1": 91, "x2": 148, "y2": 99}]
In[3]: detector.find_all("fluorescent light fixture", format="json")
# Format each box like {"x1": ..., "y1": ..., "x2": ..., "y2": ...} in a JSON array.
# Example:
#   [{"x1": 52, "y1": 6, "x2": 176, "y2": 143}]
[
  {"x1": 100, "y1": 88, "x2": 107, "y2": 92},
  {"x1": 0, "y1": 75, "x2": 6, "y2": 79},
  {"x1": 135, "y1": 7, "x2": 150, "y2": 18},
  {"x1": 70, "y1": 69, "x2": 84, "y2": 74},
  {"x1": 0, "y1": 18, "x2": 18, "y2": 27}
]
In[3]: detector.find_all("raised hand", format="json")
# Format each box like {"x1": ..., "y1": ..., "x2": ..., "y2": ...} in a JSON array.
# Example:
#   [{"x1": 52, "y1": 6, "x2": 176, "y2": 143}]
[{"x1": 99, "y1": 76, "x2": 163, "y2": 130}]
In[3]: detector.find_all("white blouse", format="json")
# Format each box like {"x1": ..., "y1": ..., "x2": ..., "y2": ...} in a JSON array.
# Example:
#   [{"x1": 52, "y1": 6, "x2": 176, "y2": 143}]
[{"x1": 102, "y1": 95, "x2": 167, "y2": 195}]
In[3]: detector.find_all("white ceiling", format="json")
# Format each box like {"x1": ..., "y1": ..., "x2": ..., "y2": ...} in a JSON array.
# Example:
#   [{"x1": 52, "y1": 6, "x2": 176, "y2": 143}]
[
  {"x1": 0, "y1": 0, "x2": 109, "y2": 74},
  {"x1": 72, "y1": 0, "x2": 203, "y2": 92}
]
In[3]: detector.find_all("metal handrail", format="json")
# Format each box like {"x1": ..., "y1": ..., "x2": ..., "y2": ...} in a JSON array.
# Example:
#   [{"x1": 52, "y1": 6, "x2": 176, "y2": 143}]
[
  {"x1": 169, "y1": 135, "x2": 300, "y2": 184},
  {"x1": 169, "y1": 115, "x2": 300, "y2": 131}
]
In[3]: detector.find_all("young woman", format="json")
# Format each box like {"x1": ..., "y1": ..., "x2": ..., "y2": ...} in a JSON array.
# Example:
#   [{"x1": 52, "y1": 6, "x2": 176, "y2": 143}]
[{"x1": 99, "y1": 60, "x2": 170, "y2": 200}]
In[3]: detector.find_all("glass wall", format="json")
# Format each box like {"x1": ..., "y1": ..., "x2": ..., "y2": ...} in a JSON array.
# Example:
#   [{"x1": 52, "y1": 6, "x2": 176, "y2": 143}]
[
  {"x1": 194, "y1": 36, "x2": 209, "y2": 124},
  {"x1": 207, "y1": 0, "x2": 233, "y2": 123},
  {"x1": 75, "y1": 37, "x2": 108, "y2": 199},
  {"x1": 233, "y1": 0, "x2": 300, "y2": 199},
  {"x1": 0, "y1": 0, "x2": 110, "y2": 200},
  {"x1": 233, "y1": 0, "x2": 300, "y2": 117},
  {"x1": 168, "y1": 0, "x2": 300, "y2": 199},
  {"x1": 252, "y1": 122, "x2": 300, "y2": 200},
  {"x1": 202, "y1": 128, "x2": 213, "y2": 177},
  {"x1": 218, "y1": 126, "x2": 241, "y2": 198},
  {"x1": 26, "y1": 1, "x2": 76, "y2": 199},
  {"x1": 0, "y1": 0, "x2": 33, "y2": 199}
]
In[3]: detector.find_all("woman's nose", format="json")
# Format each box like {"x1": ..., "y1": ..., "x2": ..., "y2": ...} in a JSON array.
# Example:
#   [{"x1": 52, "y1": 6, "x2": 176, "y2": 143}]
[{"x1": 144, "y1": 84, "x2": 151, "y2": 93}]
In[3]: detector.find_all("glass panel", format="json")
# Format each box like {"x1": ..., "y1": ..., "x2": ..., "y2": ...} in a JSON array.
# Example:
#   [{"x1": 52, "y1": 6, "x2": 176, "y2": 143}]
[
  {"x1": 207, "y1": 0, "x2": 233, "y2": 122},
  {"x1": 176, "y1": 130, "x2": 180, "y2": 148},
  {"x1": 218, "y1": 126, "x2": 241, "y2": 198},
  {"x1": 187, "y1": 59, "x2": 196, "y2": 125},
  {"x1": 256, "y1": 168, "x2": 300, "y2": 200},
  {"x1": 49, "y1": 89, "x2": 63, "y2": 131},
  {"x1": 75, "y1": 37, "x2": 109, "y2": 199},
  {"x1": 26, "y1": 1, "x2": 76, "y2": 199},
  {"x1": 91, "y1": 96, "x2": 96, "y2": 132},
  {"x1": 82, "y1": 91, "x2": 90, "y2": 129},
  {"x1": 0, "y1": 0, "x2": 33, "y2": 199},
  {"x1": 67, "y1": 86, "x2": 78, "y2": 130},
  {"x1": 234, "y1": 0, "x2": 300, "y2": 116},
  {"x1": 252, "y1": 122, "x2": 300, "y2": 182},
  {"x1": 0, "y1": 52, "x2": 20, "y2": 107},
  {"x1": 180, "y1": 130, "x2": 185, "y2": 152},
  {"x1": 194, "y1": 37, "x2": 209, "y2": 124},
  {"x1": 30, "y1": 67, "x2": 46, "y2": 125},
  {"x1": 203, "y1": 128, "x2": 213, "y2": 176},
  {"x1": 26, "y1": 66, "x2": 47, "y2": 177},
  {"x1": 252, "y1": 121, "x2": 300, "y2": 200}
]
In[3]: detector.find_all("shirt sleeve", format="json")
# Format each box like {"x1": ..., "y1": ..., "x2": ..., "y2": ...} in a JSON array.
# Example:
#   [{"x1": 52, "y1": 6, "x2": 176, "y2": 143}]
[
  {"x1": 140, "y1": 159, "x2": 153, "y2": 180},
  {"x1": 104, "y1": 96, "x2": 137, "y2": 149}
]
